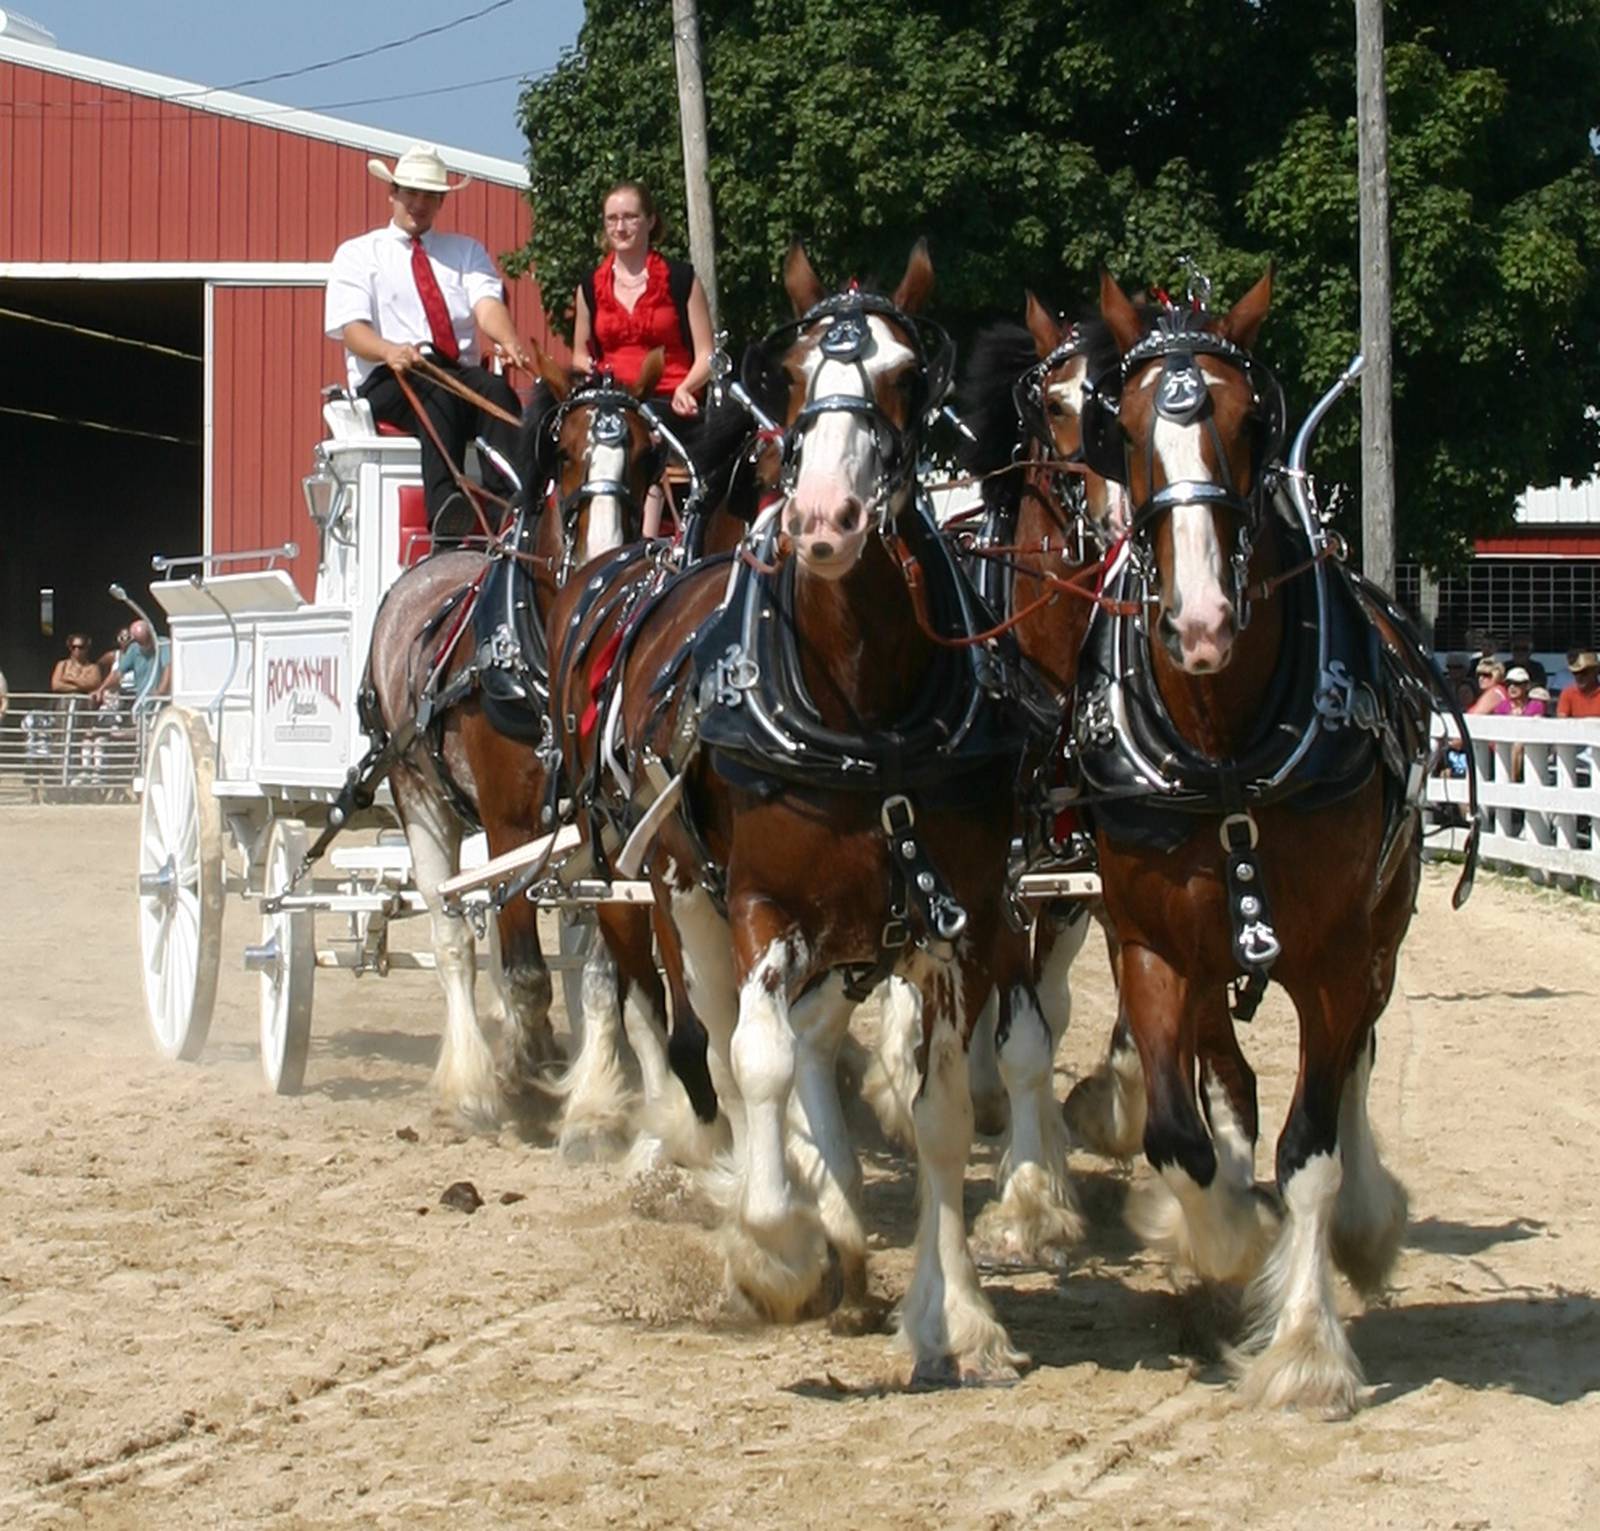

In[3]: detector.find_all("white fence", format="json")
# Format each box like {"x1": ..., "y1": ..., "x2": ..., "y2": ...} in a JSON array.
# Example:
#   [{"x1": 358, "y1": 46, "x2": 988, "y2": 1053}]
[
  {"x1": 0, "y1": 692, "x2": 159, "y2": 804},
  {"x1": 1428, "y1": 712, "x2": 1600, "y2": 884}
]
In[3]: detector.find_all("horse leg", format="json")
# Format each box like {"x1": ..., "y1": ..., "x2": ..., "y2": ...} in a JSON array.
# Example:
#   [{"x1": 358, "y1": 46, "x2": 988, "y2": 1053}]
[
  {"x1": 1063, "y1": 926, "x2": 1148, "y2": 1159},
  {"x1": 785, "y1": 973, "x2": 868, "y2": 1301},
  {"x1": 620, "y1": 901, "x2": 725, "y2": 1171},
  {"x1": 1328, "y1": 1031, "x2": 1408, "y2": 1296},
  {"x1": 554, "y1": 912, "x2": 635, "y2": 1162},
  {"x1": 399, "y1": 783, "x2": 501, "y2": 1129},
  {"x1": 496, "y1": 889, "x2": 559, "y2": 1092},
  {"x1": 858, "y1": 976, "x2": 922, "y2": 1150},
  {"x1": 664, "y1": 873, "x2": 743, "y2": 1159},
  {"x1": 716, "y1": 900, "x2": 833, "y2": 1322},
  {"x1": 900, "y1": 953, "x2": 1026, "y2": 1385},
  {"x1": 1123, "y1": 948, "x2": 1276, "y2": 1285},
  {"x1": 973, "y1": 975, "x2": 1083, "y2": 1268},
  {"x1": 965, "y1": 989, "x2": 1009, "y2": 1139}
]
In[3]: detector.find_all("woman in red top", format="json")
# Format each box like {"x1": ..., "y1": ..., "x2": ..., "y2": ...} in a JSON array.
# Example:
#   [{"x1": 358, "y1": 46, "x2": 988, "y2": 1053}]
[{"x1": 572, "y1": 181, "x2": 715, "y2": 534}]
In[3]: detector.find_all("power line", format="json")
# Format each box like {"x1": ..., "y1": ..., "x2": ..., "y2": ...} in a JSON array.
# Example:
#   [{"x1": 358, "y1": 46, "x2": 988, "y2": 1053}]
[
  {"x1": 0, "y1": 306, "x2": 201, "y2": 361},
  {"x1": 167, "y1": 0, "x2": 520, "y2": 99},
  {"x1": 0, "y1": 405, "x2": 198, "y2": 446},
  {"x1": 298, "y1": 67, "x2": 546, "y2": 114}
]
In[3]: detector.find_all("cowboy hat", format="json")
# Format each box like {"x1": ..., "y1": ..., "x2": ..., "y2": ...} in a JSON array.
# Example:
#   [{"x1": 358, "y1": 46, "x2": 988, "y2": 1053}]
[
  {"x1": 367, "y1": 143, "x2": 471, "y2": 194},
  {"x1": 1571, "y1": 650, "x2": 1600, "y2": 673}
]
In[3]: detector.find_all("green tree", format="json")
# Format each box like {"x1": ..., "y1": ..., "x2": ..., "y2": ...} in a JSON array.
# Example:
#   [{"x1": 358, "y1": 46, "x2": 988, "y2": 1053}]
[{"x1": 512, "y1": 0, "x2": 1600, "y2": 569}]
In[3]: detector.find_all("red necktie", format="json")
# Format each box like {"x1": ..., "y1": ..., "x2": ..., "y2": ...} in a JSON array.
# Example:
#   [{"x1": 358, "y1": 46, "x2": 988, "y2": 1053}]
[{"x1": 410, "y1": 237, "x2": 459, "y2": 361}]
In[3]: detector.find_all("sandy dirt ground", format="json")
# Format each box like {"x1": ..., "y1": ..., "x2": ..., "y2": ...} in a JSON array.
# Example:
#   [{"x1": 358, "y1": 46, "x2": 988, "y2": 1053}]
[{"x1": 1, "y1": 803, "x2": 1598, "y2": 1529}]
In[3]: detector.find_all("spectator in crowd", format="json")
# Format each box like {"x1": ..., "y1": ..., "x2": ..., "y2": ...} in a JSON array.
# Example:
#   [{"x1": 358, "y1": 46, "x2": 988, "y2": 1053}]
[
  {"x1": 0, "y1": 663, "x2": 8, "y2": 722},
  {"x1": 94, "y1": 620, "x2": 170, "y2": 707},
  {"x1": 1494, "y1": 666, "x2": 1546, "y2": 717},
  {"x1": 97, "y1": 627, "x2": 130, "y2": 680},
  {"x1": 1509, "y1": 633, "x2": 1548, "y2": 689},
  {"x1": 50, "y1": 634, "x2": 103, "y2": 695},
  {"x1": 1444, "y1": 653, "x2": 1475, "y2": 712},
  {"x1": 1557, "y1": 651, "x2": 1600, "y2": 719},
  {"x1": 1467, "y1": 658, "x2": 1508, "y2": 716}
]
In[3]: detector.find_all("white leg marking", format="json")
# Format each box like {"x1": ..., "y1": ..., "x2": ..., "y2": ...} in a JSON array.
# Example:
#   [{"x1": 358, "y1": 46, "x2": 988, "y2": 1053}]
[
  {"x1": 555, "y1": 938, "x2": 635, "y2": 1161},
  {"x1": 1204, "y1": 1065, "x2": 1256, "y2": 1188},
  {"x1": 787, "y1": 974, "x2": 867, "y2": 1293},
  {"x1": 974, "y1": 986, "x2": 1082, "y2": 1266},
  {"x1": 860, "y1": 977, "x2": 921, "y2": 1150},
  {"x1": 1063, "y1": 1025, "x2": 1147, "y2": 1159},
  {"x1": 409, "y1": 809, "x2": 501, "y2": 1129},
  {"x1": 1330, "y1": 1044, "x2": 1408, "y2": 1296},
  {"x1": 717, "y1": 934, "x2": 831, "y2": 1321},
  {"x1": 899, "y1": 966, "x2": 1026, "y2": 1385},
  {"x1": 1233, "y1": 1152, "x2": 1367, "y2": 1417}
]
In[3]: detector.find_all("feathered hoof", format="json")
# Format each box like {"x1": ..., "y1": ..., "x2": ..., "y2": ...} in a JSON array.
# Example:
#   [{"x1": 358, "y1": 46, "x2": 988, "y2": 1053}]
[
  {"x1": 1331, "y1": 1169, "x2": 1409, "y2": 1299},
  {"x1": 724, "y1": 1205, "x2": 837, "y2": 1324},
  {"x1": 505, "y1": 1025, "x2": 566, "y2": 1095},
  {"x1": 558, "y1": 1116, "x2": 634, "y2": 1165},
  {"x1": 1126, "y1": 1176, "x2": 1279, "y2": 1286},
  {"x1": 1229, "y1": 1324, "x2": 1370, "y2": 1419},
  {"x1": 907, "y1": 1343, "x2": 1026, "y2": 1390},
  {"x1": 972, "y1": 1164, "x2": 1084, "y2": 1270},
  {"x1": 435, "y1": 1071, "x2": 505, "y2": 1135},
  {"x1": 1063, "y1": 1067, "x2": 1142, "y2": 1159}
]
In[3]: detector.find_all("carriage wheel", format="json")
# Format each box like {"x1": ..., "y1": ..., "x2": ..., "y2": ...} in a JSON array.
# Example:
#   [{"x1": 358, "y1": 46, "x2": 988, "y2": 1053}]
[
  {"x1": 257, "y1": 818, "x2": 315, "y2": 1094},
  {"x1": 137, "y1": 707, "x2": 224, "y2": 1062}
]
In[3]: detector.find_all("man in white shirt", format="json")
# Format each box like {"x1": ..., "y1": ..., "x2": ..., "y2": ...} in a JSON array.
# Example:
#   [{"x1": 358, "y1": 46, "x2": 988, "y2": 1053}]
[{"x1": 324, "y1": 143, "x2": 535, "y2": 538}]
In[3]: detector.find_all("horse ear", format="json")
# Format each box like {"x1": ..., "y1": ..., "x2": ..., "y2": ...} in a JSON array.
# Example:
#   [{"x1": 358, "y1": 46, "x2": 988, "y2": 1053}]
[
  {"x1": 1024, "y1": 290, "x2": 1062, "y2": 360},
  {"x1": 535, "y1": 346, "x2": 570, "y2": 402},
  {"x1": 1218, "y1": 266, "x2": 1274, "y2": 351},
  {"x1": 892, "y1": 238, "x2": 935, "y2": 315},
  {"x1": 633, "y1": 347, "x2": 666, "y2": 400},
  {"x1": 1100, "y1": 270, "x2": 1142, "y2": 354},
  {"x1": 784, "y1": 242, "x2": 825, "y2": 315}
]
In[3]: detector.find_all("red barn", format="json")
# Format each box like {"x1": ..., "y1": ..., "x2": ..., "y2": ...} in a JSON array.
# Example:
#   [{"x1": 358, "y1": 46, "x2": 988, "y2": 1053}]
[{"x1": 1, "y1": 21, "x2": 556, "y2": 688}]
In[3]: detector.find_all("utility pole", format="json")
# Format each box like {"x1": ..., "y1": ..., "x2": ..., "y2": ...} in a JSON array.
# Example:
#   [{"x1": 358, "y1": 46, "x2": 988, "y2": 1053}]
[
  {"x1": 1356, "y1": 0, "x2": 1395, "y2": 591},
  {"x1": 671, "y1": 0, "x2": 719, "y2": 329}
]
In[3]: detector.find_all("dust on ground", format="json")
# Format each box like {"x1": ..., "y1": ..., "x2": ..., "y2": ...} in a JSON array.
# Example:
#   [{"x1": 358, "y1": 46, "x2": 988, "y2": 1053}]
[{"x1": 2, "y1": 805, "x2": 1597, "y2": 1528}]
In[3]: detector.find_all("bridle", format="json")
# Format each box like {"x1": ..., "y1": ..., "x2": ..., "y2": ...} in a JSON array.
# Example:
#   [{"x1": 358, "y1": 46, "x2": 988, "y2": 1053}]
[
  {"x1": 745, "y1": 289, "x2": 955, "y2": 524},
  {"x1": 542, "y1": 377, "x2": 662, "y2": 583},
  {"x1": 1084, "y1": 308, "x2": 1285, "y2": 621}
]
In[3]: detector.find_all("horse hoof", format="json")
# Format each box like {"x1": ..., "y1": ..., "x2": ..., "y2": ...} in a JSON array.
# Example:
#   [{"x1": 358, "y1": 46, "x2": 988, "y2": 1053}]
[
  {"x1": 972, "y1": 1238, "x2": 1070, "y2": 1274},
  {"x1": 559, "y1": 1125, "x2": 632, "y2": 1164},
  {"x1": 797, "y1": 1242, "x2": 847, "y2": 1321},
  {"x1": 827, "y1": 1290, "x2": 893, "y2": 1338},
  {"x1": 908, "y1": 1354, "x2": 962, "y2": 1390}
]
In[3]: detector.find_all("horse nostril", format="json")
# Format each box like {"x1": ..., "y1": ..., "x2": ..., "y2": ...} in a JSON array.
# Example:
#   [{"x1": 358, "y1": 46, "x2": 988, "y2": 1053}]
[{"x1": 810, "y1": 540, "x2": 835, "y2": 560}]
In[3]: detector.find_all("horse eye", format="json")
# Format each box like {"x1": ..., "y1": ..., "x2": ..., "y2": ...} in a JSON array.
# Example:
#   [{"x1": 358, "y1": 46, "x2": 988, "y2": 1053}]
[{"x1": 1046, "y1": 399, "x2": 1067, "y2": 418}]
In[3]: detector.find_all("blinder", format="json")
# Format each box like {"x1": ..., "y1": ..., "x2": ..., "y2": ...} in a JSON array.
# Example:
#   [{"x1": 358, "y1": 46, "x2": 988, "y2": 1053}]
[{"x1": 746, "y1": 289, "x2": 956, "y2": 509}]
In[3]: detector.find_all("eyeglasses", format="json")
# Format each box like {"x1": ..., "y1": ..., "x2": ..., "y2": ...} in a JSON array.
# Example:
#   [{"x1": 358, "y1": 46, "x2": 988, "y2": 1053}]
[
  {"x1": 604, "y1": 213, "x2": 643, "y2": 226},
  {"x1": 68, "y1": 641, "x2": 89, "y2": 650},
  {"x1": 1476, "y1": 670, "x2": 1495, "y2": 679}
]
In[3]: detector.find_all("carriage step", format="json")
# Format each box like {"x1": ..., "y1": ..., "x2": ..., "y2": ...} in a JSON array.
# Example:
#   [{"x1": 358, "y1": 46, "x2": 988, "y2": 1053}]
[{"x1": 1017, "y1": 870, "x2": 1102, "y2": 900}]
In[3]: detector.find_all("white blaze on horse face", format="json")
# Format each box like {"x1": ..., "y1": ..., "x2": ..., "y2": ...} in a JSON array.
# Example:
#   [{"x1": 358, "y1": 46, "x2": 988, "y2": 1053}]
[
  {"x1": 579, "y1": 428, "x2": 627, "y2": 567},
  {"x1": 786, "y1": 316, "x2": 915, "y2": 579},
  {"x1": 1145, "y1": 362, "x2": 1236, "y2": 672}
]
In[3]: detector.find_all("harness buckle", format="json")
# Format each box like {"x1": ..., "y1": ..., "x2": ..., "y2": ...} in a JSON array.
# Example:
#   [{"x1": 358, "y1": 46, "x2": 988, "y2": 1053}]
[
  {"x1": 1219, "y1": 811, "x2": 1258, "y2": 853},
  {"x1": 880, "y1": 793, "x2": 915, "y2": 836},
  {"x1": 880, "y1": 915, "x2": 910, "y2": 951}
]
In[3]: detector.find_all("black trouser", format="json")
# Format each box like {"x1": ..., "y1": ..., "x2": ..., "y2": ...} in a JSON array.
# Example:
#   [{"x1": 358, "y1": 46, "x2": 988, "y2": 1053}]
[{"x1": 359, "y1": 358, "x2": 522, "y2": 529}]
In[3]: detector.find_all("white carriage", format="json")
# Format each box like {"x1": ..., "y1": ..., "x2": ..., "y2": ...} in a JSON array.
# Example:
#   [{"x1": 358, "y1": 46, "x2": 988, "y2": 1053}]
[{"x1": 136, "y1": 402, "x2": 483, "y2": 1092}]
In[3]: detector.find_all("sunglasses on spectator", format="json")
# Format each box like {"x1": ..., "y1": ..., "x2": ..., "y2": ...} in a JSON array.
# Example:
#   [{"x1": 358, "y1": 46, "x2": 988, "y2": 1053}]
[{"x1": 69, "y1": 641, "x2": 89, "y2": 650}]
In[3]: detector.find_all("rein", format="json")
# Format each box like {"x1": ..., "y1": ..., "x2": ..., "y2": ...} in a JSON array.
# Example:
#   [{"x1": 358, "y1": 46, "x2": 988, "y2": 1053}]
[
  {"x1": 392, "y1": 369, "x2": 506, "y2": 543},
  {"x1": 411, "y1": 354, "x2": 524, "y2": 429}
]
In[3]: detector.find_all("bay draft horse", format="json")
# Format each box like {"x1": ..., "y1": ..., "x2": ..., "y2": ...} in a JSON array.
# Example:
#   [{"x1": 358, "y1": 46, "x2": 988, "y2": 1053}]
[
  {"x1": 548, "y1": 244, "x2": 1061, "y2": 1381},
  {"x1": 878, "y1": 297, "x2": 1134, "y2": 1268},
  {"x1": 364, "y1": 354, "x2": 668, "y2": 1129},
  {"x1": 1073, "y1": 270, "x2": 1424, "y2": 1414}
]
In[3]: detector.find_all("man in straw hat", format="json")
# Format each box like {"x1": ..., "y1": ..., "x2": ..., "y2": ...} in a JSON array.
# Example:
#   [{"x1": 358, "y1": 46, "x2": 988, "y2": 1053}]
[
  {"x1": 325, "y1": 143, "x2": 535, "y2": 538},
  {"x1": 1557, "y1": 651, "x2": 1600, "y2": 718}
]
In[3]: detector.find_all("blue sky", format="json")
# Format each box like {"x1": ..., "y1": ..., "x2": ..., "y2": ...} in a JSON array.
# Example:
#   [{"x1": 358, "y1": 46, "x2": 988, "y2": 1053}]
[{"x1": 24, "y1": 0, "x2": 584, "y2": 163}]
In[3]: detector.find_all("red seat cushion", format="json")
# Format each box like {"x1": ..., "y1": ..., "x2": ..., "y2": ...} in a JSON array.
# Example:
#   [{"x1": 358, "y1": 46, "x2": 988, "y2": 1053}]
[
  {"x1": 397, "y1": 484, "x2": 430, "y2": 566},
  {"x1": 376, "y1": 420, "x2": 414, "y2": 438}
]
